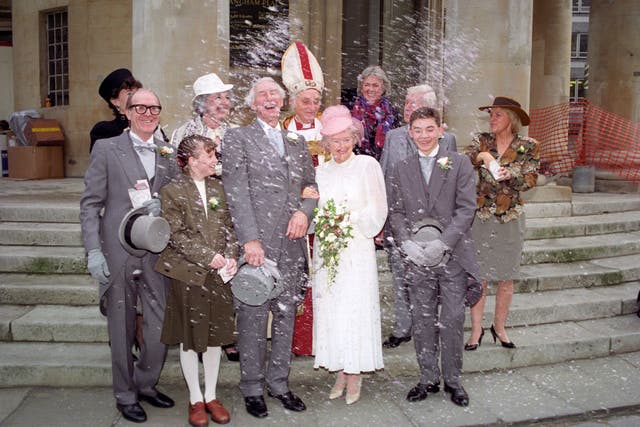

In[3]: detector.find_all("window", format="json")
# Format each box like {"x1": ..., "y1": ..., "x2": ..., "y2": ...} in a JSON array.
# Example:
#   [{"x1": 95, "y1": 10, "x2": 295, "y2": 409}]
[
  {"x1": 42, "y1": 9, "x2": 68, "y2": 106},
  {"x1": 569, "y1": 79, "x2": 586, "y2": 101},
  {"x1": 573, "y1": 0, "x2": 590, "y2": 13},
  {"x1": 571, "y1": 33, "x2": 588, "y2": 59}
]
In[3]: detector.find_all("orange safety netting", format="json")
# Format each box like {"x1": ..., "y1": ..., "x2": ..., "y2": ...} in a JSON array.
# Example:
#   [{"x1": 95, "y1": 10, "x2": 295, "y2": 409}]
[{"x1": 529, "y1": 99, "x2": 640, "y2": 182}]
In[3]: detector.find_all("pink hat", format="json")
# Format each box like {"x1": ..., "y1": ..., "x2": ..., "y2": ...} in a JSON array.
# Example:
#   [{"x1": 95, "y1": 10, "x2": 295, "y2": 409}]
[{"x1": 320, "y1": 105, "x2": 363, "y2": 139}]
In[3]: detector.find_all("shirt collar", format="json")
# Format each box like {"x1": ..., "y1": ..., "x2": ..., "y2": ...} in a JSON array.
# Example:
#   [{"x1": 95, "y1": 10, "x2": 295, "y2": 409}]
[
  {"x1": 418, "y1": 143, "x2": 440, "y2": 158},
  {"x1": 130, "y1": 130, "x2": 155, "y2": 146},
  {"x1": 257, "y1": 118, "x2": 281, "y2": 134}
]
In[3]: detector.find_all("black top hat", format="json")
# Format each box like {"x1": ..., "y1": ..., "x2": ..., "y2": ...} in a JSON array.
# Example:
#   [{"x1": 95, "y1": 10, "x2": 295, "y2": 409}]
[
  {"x1": 98, "y1": 68, "x2": 135, "y2": 103},
  {"x1": 478, "y1": 96, "x2": 530, "y2": 126}
]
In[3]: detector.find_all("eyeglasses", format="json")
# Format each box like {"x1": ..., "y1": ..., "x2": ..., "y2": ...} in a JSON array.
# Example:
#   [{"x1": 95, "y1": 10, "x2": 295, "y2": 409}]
[{"x1": 130, "y1": 104, "x2": 162, "y2": 115}]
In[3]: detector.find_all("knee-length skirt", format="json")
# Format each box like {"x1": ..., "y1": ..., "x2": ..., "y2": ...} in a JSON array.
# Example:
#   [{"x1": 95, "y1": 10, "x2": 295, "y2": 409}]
[{"x1": 471, "y1": 214, "x2": 525, "y2": 281}]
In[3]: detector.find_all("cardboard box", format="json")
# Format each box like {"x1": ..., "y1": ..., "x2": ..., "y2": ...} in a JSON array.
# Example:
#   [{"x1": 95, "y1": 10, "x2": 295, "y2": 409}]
[
  {"x1": 23, "y1": 118, "x2": 65, "y2": 146},
  {"x1": 7, "y1": 146, "x2": 64, "y2": 179}
]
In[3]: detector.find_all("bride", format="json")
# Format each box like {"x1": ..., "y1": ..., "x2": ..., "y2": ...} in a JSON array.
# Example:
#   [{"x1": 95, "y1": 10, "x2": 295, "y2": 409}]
[{"x1": 311, "y1": 105, "x2": 388, "y2": 405}]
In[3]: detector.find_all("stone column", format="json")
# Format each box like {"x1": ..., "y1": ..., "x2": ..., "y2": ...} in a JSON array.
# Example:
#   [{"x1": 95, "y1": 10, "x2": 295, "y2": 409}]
[
  {"x1": 444, "y1": 0, "x2": 533, "y2": 146},
  {"x1": 530, "y1": 0, "x2": 572, "y2": 109},
  {"x1": 132, "y1": 0, "x2": 229, "y2": 133},
  {"x1": 587, "y1": 0, "x2": 640, "y2": 122}
]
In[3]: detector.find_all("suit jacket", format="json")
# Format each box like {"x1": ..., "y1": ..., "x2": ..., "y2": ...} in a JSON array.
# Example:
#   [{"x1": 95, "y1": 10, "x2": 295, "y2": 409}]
[
  {"x1": 155, "y1": 173, "x2": 239, "y2": 286},
  {"x1": 388, "y1": 145, "x2": 479, "y2": 279},
  {"x1": 222, "y1": 120, "x2": 317, "y2": 285},
  {"x1": 80, "y1": 131, "x2": 179, "y2": 300},
  {"x1": 380, "y1": 125, "x2": 457, "y2": 180}
]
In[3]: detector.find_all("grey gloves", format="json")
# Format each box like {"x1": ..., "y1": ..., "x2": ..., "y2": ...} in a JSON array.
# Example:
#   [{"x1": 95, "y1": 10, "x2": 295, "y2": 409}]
[
  {"x1": 87, "y1": 249, "x2": 110, "y2": 283},
  {"x1": 401, "y1": 239, "x2": 450, "y2": 267},
  {"x1": 142, "y1": 198, "x2": 161, "y2": 217},
  {"x1": 260, "y1": 258, "x2": 282, "y2": 282}
]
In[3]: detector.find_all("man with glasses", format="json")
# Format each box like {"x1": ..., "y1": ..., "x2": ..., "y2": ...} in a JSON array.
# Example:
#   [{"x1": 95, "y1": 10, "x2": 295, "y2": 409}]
[{"x1": 80, "y1": 88, "x2": 178, "y2": 423}]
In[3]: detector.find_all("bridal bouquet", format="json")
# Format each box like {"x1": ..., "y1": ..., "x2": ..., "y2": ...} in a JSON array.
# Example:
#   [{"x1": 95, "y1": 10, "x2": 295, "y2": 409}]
[{"x1": 314, "y1": 198, "x2": 354, "y2": 285}]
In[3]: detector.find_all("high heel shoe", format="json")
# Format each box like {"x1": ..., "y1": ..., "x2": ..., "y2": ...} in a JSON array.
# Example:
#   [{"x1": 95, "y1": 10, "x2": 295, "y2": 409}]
[
  {"x1": 329, "y1": 373, "x2": 346, "y2": 400},
  {"x1": 464, "y1": 328, "x2": 485, "y2": 351},
  {"x1": 345, "y1": 376, "x2": 362, "y2": 405},
  {"x1": 490, "y1": 325, "x2": 516, "y2": 348}
]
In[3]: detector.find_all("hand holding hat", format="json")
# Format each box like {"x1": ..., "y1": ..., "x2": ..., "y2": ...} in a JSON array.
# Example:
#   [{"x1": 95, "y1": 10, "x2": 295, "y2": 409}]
[
  {"x1": 421, "y1": 239, "x2": 450, "y2": 267},
  {"x1": 87, "y1": 249, "x2": 110, "y2": 284},
  {"x1": 401, "y1": 240, "x2": 430, "y2": 266},
  {"x1": 142, "y1": 198, "x2": 161, "y2": 217}
]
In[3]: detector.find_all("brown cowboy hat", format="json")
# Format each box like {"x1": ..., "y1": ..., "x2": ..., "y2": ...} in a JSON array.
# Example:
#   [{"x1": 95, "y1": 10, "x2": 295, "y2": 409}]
[{"x1": 478, "y1": 96, "x2": 530, "y2": 126}]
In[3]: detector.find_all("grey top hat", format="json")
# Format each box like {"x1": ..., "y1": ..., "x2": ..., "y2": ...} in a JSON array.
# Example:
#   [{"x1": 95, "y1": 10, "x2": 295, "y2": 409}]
[
  {"x1": 230, "y1": 258, "x2": 284, "y2": 306},
  {"x1": 412, "y1": 218, "x2": 450, "y2": 267},
  {"x1": 118, "y1": 206, "x2": 171, "y2": 257}
]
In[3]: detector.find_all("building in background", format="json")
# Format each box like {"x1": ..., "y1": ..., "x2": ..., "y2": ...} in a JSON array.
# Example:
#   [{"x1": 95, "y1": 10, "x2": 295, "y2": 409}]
[{"x1": 570, "y1": 0, "x2": 590, "y2": 101}]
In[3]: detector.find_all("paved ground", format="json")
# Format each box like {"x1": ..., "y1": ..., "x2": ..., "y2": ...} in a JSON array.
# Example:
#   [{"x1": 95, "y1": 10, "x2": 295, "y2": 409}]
[{"x1": 1, "y1": 350, "x2": 640, "y2": 427}]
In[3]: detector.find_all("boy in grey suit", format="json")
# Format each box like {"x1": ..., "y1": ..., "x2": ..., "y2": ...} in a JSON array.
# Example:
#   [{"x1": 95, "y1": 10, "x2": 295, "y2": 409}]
[
  {"x1": 388, "y1": 107, "x2": 480, "y2": 407},
  {"x1": 222, "y1": 77, "x2": 317, "y2": 418},
  {"x1": 380, "y1": 84, "x2": 457, "y2": 349},
  {"x1": 80, "y1": 89, "x2": 178, "y2": 423}
]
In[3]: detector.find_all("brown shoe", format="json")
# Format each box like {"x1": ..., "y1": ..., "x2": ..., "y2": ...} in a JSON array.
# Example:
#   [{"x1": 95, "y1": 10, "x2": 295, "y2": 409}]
[
  {"x1": 205, "y1": 399, "x2": 230, "y2": 424},
  {"x1": 188, "y1": 402, "x2": 208, "y2": 427}
]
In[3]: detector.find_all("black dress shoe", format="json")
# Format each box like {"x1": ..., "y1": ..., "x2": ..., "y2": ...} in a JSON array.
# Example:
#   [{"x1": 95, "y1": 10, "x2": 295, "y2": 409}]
[
  {"x1": 244, "y1": 395, "x2": 268, "y2": 418},
  {"x1": 116, "y1": 402, "x2": 147, "y2": 423},
  {"x1": 268, "y1": 391, "x2": 306, "y2": 412},
  {"x1": 382, "y1": 335, "x2": 412, "y2": 348},
  {"x1": 444, "y1": 384, "x2": 469, "y2": 407},
  {"x1": 406, "y1": 382, "x2": 440, "y2": 402},
  {"x1": 139, "y1": 391, "x2": 175, "y2": 408}
]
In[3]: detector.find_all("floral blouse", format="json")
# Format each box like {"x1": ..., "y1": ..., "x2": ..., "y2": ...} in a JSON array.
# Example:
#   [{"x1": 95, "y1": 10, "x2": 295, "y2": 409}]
[{"x1": 465, "y1": 132, "x2": 540, "y2": 223}]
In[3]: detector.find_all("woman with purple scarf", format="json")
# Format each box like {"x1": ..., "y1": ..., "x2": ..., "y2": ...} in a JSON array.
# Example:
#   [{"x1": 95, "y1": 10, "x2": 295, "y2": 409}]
[{"x1": 350, "y1": 65, "x2": 400, "y2": 161}]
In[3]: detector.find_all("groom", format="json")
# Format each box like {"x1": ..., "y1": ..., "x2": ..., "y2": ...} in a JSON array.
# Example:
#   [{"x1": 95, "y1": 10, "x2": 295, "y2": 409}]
[
  {"x1": 222, "y1": 77, "x2": 317, "y2": 418},
  {"x1": 388, "y1": 107, "x2": 480, "y2": 407}
]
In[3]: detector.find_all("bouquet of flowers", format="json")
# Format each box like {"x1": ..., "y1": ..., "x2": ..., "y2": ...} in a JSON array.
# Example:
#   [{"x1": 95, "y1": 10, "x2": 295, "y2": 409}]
[{"x1": 313, "y1": 198, "x2": 354, "y2": 285}]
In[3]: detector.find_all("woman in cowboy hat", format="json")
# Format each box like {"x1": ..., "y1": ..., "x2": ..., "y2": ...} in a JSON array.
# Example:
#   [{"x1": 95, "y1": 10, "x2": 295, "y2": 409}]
[{"x1": 464, "y1": 96, "x2": 540, "y2": 351}]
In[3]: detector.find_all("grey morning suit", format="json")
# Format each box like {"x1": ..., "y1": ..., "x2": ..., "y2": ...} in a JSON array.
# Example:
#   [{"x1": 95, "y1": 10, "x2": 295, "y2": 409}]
[
  {"x1": 79, "y1": 131, "x2": 178, "y2": 405},
  {"x1": 380, "y1": 126, "x2": 458, "y2": 338},
  {"x1": 222, "y1": 121, "x2": 317, "y2": 397},
  {"x1": 388, "y1": 145, "x2": 478, "y2": 387}
]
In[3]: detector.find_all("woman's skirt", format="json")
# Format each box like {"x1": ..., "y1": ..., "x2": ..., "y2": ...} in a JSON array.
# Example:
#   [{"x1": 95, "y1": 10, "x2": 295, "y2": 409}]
[{"x1": 471, "y1": 214, "x2": 525, "y2": 282}]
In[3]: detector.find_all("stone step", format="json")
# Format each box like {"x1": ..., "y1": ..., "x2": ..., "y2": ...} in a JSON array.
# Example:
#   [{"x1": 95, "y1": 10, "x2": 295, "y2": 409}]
[
  {"x1": 2, "y1": 313, "x2": 639, "y2": 387},
  {"x1": 518, "y1": 253, "x2": 640, "y2": 292},
  {"x1": 0, "y1": 274, "x2": 97, "y2": 305},
  {"x1": 0, "y1": 222, "x2": 82, "y2": 246},
  {"x1": 571, "y1": 192, "x2": 640, "y2": 215},
  {"x1": 525, "y1": 211, "x2": 640, "y2": 240},
  {"x1": 0, "y1": 246, "x2": 86, "y2": 274},
  {"x1": 5, "y1": 282, "x2": 637, "y2": 345},
  {"x1": 522, "y1": 231, "x2": 640, "y2": 265},
  {"x1": 0, "y1": 200, "x2": 80, "y2": 224}
]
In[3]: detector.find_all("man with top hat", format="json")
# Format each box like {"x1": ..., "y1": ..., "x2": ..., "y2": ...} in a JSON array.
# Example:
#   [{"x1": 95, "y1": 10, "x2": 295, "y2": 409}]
[
  {"x1": 90, "y1": 68, "x2": 142, "y2": 152},
  {"x1": 222, "y1": 76, "x2": 317, "y2": 418},
  {"x1": 281, "y1": 41, "x2": 326, "y2": 357},
  {"x1": 379, "y1": 84, "x2": 457, "y2": 350},
  {"x1": 80, "y1": 88, "x2": 179, "y2": 423},
  {"x1": 387, "y1": 106, "x2": 480, "y2": 407}
]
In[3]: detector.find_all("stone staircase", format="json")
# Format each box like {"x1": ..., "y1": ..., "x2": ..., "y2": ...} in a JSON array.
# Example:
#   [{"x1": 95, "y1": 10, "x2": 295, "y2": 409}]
[{"x1": 1, "y1": 179, "x2": 639, "y2": 387}]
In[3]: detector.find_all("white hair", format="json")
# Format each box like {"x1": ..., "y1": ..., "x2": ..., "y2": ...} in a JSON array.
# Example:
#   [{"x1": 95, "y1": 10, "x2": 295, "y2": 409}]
[
  {"x1": 244, "y1": 77, "x2": 286, "y2": 107},
  {"x1": 406, "y1": 84, "x2": 438, "y2": 108}
]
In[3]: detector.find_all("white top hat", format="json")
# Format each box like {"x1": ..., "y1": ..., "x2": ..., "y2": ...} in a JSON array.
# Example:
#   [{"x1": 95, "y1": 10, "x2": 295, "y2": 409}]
[
  {"x1": 118, "y1": 206, "x2": 171, "y2": 257},
  {"x1": 281, "y1": 41, "x2": 324, "y2": 95},
  {"x1": 192, "y1": 73, "x2": 234, "y2": 100}
]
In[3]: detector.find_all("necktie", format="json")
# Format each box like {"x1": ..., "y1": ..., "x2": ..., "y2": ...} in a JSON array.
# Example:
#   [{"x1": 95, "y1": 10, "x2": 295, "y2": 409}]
[
  {"x1": 419, "y1": 156, "x2": 436, "y2": 185},
  {"x1": 268, "y1": 128, "x2": 285, "y2": 157}
]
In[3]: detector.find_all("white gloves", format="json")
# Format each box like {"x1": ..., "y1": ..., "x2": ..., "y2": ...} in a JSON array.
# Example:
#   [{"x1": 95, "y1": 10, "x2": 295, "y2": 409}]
[
  {"x1": 142, "y1": 198, "x2": 161, "y2": 217},
  {"x1": 401, "y1": 239, "x2": 450, "y2": 267},
  {"x1": 87, "y1": 249, "x2": 110, "y2": 283}
]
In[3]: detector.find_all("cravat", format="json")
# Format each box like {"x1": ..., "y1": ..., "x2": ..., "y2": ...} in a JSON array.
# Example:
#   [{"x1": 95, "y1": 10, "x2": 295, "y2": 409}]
[
  {"x1": 267, "y1": 128, "x2": 285, "y2": 157},
  {"x1": 419, "y1": 156, "x2": 436, "y2": 185},
  {"x1": 133, "y1": 143, "x2": 157, "y2": 153}
]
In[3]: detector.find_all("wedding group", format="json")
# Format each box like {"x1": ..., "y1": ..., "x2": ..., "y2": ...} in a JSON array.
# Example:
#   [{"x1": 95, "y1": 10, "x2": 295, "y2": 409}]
[{"x1": 80, "y1": 41, "x2": 540, "y2": 425}]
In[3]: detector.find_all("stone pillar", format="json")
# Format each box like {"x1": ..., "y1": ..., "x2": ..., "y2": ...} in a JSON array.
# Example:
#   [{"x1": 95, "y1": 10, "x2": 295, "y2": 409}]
[
  {"x1": 587, "y1": 0, "x2": 640, "y2": 122},
  {"x1": 530, "y1": 0, "x2": 572, "y2": 109},
  {"x1": 444, "y1": 0, "x2": 533, "y2": 146},
  {"x1": 132, "y1": 0, "x2": 229, "y2": 133}
]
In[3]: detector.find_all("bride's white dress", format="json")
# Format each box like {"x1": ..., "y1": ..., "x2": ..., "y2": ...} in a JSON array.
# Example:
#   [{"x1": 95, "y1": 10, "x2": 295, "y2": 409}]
[{"x1": 312, "y1": 153, "x2": 388, "y2": 373}]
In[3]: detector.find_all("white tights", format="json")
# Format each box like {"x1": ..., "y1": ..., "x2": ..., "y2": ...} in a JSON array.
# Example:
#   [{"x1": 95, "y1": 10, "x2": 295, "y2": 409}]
[{"x1": 179, "y1": 344, "x2": 222, "y2": 404}]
